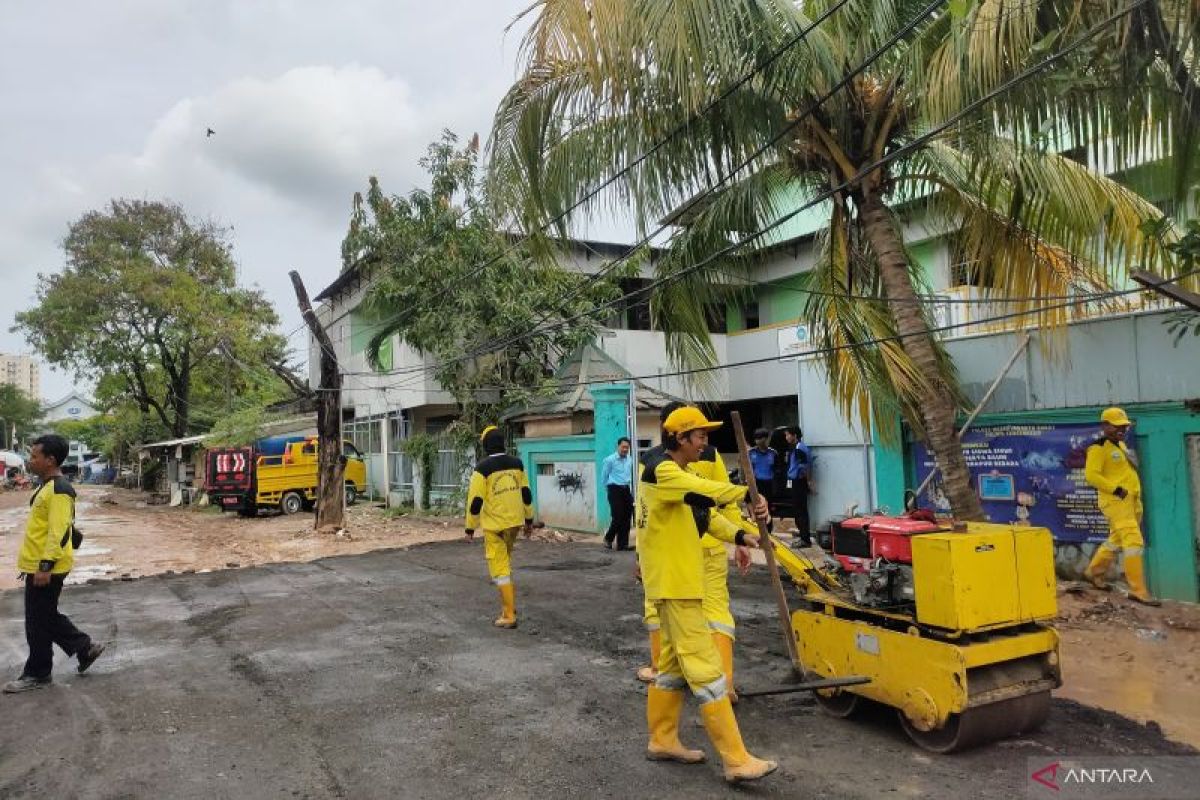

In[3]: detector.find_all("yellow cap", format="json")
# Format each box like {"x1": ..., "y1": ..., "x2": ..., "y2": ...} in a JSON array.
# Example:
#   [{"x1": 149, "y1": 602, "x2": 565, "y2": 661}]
[
  {"x1": 662, "y1": 407, "x2": 723, "y2": 435},
  {"x1": 1100, "y1": 407, "x2": 1131, "y2": 427},
  {"x1": 479, "y1": 425, "x2": 498, "y2": 442}
]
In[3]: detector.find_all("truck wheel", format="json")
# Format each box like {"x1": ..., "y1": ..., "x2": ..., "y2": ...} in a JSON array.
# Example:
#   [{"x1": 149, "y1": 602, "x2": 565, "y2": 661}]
[
  {"x1": 344, "y1": 484, "x2": 358, "y2": 506},
  {"x1": 280, "y1": 491, "x2": 305, "y2": 515}
]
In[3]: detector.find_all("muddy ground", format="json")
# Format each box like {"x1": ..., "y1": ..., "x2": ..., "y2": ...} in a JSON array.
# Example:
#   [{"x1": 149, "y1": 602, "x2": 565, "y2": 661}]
[
  {"x1": 1, "y1": 539, "x2": 1195, "y2": 800},
  {"x1": 1, "y1": 484, "x2": 1198, "y2": 796},
  {"x1": 0, "y1": 486, "x2": 571, "y2": 590}
]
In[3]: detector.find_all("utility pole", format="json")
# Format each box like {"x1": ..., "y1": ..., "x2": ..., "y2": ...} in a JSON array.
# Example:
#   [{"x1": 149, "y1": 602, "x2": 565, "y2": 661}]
[{"x1": 290, "y1": 270, "x2": 346, "y2": 530}]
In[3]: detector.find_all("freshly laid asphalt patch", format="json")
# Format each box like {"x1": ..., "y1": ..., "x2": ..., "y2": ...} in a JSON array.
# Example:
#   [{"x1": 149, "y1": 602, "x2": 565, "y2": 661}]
[{"x1": 1, "y1": 541, "x2": 1191, "y2": 799}]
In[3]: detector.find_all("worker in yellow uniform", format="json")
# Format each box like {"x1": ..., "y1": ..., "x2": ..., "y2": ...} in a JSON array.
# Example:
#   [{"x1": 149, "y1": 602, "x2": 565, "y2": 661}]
[
  {"x1": 1083, "y1": 407, "x2": 1160, "y2": 606},
  {"x1": 640, "y1": 406, "x2": 777, "y2": 784},
  {"x1": 636, "y1": 403, "x2": 754, "y2": 703},
  {"x1": 694, "y1": 447, "x2": 757, "y2": 702},
  {"x1": 465, "y1": 426, "x2": 535, "y2": 628}
]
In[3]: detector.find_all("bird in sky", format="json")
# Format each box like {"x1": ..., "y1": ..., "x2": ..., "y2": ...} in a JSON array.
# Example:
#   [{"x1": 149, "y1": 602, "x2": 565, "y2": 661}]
[{"x1": 206, "y1": 128, "x2": 215, "y2": 138}]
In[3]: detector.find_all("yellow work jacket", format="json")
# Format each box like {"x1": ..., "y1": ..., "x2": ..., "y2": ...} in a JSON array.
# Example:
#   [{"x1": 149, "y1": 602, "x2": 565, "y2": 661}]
[
  {"x1": 692, "y1": 447, "x2": 758, "y2": 553},
  {"x1": 466, "y1": 453, "x2": 534, "y2": 532},
  {"x1": 637, "y1": 449, "x2": 747, "y2": 601},
  {"x1": 1084, "y1": 438, "x2": 1141, "y2": 498},
  {"x1": 18, "y1": 477, "x2": 76, "y2": 575}
]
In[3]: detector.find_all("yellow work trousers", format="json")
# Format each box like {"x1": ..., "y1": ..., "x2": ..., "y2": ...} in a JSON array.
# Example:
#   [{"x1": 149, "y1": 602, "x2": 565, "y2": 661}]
[
  {"x1": 484, "y1": 527, "x2": 521, "y2": 585},
  {"x1": 643, "y1": 548, "x2": 735, "y2": 640},
  {"x1": 653, "y1": 599, "x2": 727, "y2": 702},
  {"x1": 1097, "y1": 494, "x2": 1145, "y2": 553}
]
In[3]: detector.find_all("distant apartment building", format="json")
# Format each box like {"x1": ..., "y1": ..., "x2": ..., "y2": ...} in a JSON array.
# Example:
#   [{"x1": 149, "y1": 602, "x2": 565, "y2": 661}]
[{"x1": 0, "y1": 353, "x2": 39, "y2": 400}]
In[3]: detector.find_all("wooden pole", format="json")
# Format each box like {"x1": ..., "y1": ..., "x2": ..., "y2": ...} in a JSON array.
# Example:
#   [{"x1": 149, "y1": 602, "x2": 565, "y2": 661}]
[
  {"x1": 913, "y1": 332, "x2": 1031, "y2": 501},
  {"x1": 1131, "y1": 270, "x2": 1200, "y2": 312},
  {"x1": 290, "y1": 270, "x2": 345, "y2": 530},
  {"x1": 730, "y1": 410, "x2": 800, "y2": 670}
]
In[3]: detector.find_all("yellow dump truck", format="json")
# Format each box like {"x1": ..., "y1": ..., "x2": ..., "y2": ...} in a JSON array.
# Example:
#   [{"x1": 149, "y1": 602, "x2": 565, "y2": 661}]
[{"x1": 206, "y1": 438, "x2": 368, "y2": 516}]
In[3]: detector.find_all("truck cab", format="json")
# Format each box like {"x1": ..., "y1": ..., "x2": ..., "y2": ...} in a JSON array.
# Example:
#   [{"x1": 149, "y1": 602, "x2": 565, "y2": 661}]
[{"x1": 206, "y1": 438, "x2": 367, "y2": 516}]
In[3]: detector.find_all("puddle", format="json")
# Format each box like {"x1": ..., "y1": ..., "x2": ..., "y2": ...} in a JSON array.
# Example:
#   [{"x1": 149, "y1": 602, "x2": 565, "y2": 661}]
[{"x1": 1059, "y1": 632, "x2": 1200, "y2": 748}]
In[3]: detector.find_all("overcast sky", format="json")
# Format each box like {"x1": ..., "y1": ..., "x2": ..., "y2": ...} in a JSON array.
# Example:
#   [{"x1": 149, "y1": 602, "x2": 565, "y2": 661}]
[{"x1": 0, "y1": 0, "x2": 628, "y2": 403}]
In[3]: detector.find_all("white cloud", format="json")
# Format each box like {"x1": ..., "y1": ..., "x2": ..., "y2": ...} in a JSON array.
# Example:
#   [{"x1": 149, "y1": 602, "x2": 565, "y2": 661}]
[
  {"x1": 140, "y1": 65, "x2": 423, "y2": 213},
  {"x1": 0, "y1": 0, "x2": 634, "y2": 403}
]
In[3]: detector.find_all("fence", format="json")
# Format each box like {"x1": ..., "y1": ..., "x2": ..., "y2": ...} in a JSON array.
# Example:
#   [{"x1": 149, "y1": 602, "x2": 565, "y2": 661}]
[{"x1": 380, "y1": 415, "x2": 471, "y2": 507}]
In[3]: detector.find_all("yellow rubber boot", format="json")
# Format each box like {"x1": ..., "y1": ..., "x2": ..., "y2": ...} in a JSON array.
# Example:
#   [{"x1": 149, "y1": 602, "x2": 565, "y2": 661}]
[
  {"x1": 1084, "y1": 546, "x2": 1116, "y2": 590},
  {"x1": 637, "y1": 630, "x2": 661, "y2": 683},
  {"x1": 1123, "y1": 553, "x2": 1161, "y2": 606},
  {"x1": 494, "y1": 583, "x2": 518, "y2": 628},
  {"x1": 699, "y1": 696, "x2": 777, "y2": 783},
  {"x1": 713, "y1": 633, "x2": 737, "y2": 703},
  {"x1": 645, "y1": 685, "x2": 706, "y2": 764}
]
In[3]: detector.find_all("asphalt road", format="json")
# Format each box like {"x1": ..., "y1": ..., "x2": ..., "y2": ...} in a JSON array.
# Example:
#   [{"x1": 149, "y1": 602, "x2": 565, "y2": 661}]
[{"x1": 1, "y1": 541, "x2": 1192, "y2": 799}]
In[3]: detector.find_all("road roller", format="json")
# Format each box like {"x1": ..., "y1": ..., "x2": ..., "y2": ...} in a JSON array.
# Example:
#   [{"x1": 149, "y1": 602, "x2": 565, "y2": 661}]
[{"x1": 770, "y1": 514, "x2": 1062, "y2": 752}]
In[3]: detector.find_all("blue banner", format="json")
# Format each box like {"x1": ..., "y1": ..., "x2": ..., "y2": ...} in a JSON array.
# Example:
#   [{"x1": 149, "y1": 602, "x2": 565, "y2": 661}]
[{"x1": 912, "y1": 423, "x2": 1133, "y2": 544}]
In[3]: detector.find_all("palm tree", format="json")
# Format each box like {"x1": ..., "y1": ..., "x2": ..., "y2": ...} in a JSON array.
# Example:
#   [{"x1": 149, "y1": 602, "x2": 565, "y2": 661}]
[{"x1": 488, "y1": 0, "x2": 1185, "y2": 519}]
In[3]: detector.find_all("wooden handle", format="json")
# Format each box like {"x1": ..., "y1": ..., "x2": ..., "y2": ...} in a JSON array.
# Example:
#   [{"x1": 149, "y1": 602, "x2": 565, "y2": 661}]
[{"x1": 730, "y1": 411, "x2": 800, "y2": 670}]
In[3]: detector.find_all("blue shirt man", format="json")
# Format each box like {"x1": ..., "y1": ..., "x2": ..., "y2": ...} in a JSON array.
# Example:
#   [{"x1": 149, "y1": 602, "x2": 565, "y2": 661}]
[
  {"x1": 784, "y1": 427, "x2": 814, "y2": 546},
  {"x1": 747, "y1": 429, "x2": 777, "y2": 484},
  {"x1": 601, "y1": 443, "x2": 633, "y2": 488},
  {"x1": 602, "y1": 438, "x2": 635, "y2": 550},
  {"x1": 786, "y1": 441, "x2": 812, "y2": 482}
]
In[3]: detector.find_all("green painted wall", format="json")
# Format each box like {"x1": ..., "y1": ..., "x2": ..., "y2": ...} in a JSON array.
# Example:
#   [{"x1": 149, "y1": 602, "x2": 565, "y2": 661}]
[
  {"x1": 763, "y1": 273, "x2": 811, "y2": 324},
  {"x1": 906, "y1": 238, "x2": 942, "y2": 288},
  {"x1": 727, "y1": 273, "x2": 813, "y2": 331},
  {"x1": 874, "y1": 402, "x2": 1200, "y2": 602},
  {"x1": 515, "y1": 434, "x2": 599, "y2": 533},
  {"x1": 350, "y1": 310, "x2": 393, "y2": 371},
  {"x1": 590, "y1": 384, "x2": 633, "y2": 533}
]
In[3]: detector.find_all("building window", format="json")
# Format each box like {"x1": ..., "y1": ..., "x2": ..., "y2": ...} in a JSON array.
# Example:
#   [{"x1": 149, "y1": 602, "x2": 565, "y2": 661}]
[
  {"x1": 743, "y1": 300, "x2": 761, "y2": 330},
  {"x1": 705, "y1": 304, "x2": 728, "y2": 334},
  {"x1": 949, "y1": 236, "x2": 986, "y2": 287},
  {"x1": 619, "y1": 278, "x2": 653, "y2": 331}
]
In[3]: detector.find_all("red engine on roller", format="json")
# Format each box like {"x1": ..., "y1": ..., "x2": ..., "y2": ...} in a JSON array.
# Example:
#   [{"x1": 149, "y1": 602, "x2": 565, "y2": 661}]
[
  {"x1": 822, "y1": 513, "x2": 945, "y2": 608},
  {"x1": 829, "y1": 514, "x2": 943, "y2": 572}
]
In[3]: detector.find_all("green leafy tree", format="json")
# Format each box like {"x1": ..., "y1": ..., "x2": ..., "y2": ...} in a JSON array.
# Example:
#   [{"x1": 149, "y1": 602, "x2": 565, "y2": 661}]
[
  {"x1": 0, "y1": 384, "x2": 41, "y2": 449},
  {"x1": 488, "y1": 0, "x2": 1186, "y2": 519},
  {"x1": 14, "y1": 199, "x2": 297, "y2": 438},
  {"x1": 342, "y1": 131, "x2": 629, "y2": 432}
]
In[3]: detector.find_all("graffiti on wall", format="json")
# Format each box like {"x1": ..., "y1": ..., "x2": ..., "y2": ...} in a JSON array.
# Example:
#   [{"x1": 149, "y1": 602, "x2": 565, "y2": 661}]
[
  {"x1": 556, "y1": 470, "x2": 586, "y2": 498},
  {"x1": 536, "y1": 460, "x2": 596, "y2": 530}
]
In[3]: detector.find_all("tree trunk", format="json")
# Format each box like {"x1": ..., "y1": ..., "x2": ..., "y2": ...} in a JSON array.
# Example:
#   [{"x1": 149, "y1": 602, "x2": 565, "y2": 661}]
[
  {"x1": 857, "y1": 190, "x2": 984, "y2": 520},
  {"x1": 1141, "y1": 2, "x2": 1200, "y2": 129},
  {"x1": 290, "y1": 270, "x2": 346, "y2": 530}
]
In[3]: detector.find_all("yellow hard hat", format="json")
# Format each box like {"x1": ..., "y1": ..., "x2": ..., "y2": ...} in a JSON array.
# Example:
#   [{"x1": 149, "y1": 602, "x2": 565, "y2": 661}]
[
  {"x1": 663, "y1": 407, "x2": 723, "y2": 435},
  {"x1": 1100, "y1": 407, "x2": 1131, "y2": 427},
  {"x1": 479, "y1": 425, "x2": 498, "y2": 442}
]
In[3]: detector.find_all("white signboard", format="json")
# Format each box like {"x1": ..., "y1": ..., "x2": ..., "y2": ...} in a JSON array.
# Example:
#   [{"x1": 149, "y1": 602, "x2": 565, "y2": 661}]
[{"x1": 777, "y1": 322, "x2": 812, "y2": 361}]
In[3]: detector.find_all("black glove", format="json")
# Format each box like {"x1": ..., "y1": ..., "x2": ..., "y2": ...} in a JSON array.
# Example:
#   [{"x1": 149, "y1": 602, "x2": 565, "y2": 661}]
[{"x1": 1113, "y1": 486, "x2": 1128, "y2": 499}]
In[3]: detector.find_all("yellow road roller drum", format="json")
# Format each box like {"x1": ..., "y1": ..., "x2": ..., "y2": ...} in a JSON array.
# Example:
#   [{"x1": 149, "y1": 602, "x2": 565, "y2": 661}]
[{"x1": 777, "y1": 519, "x2": 1062, "y2": 752}]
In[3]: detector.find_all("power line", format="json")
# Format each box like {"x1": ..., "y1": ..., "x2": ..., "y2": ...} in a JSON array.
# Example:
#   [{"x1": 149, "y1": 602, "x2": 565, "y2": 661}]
[
  {"x1": 708, "y1": 266, "x2": 1152, "y2": 304},
  {"x1": 352, "y1": 0, "x2": 1156, "y2": 386},
  {"x1": 338, "y1": 0, "x2": 857, "y2": 348},
  {"x1": 483, "y1": 269, "x2": 1200, "y2": 392},
  {"x1": 502, "y1": 0, "x2": 950, "y2": 347}
]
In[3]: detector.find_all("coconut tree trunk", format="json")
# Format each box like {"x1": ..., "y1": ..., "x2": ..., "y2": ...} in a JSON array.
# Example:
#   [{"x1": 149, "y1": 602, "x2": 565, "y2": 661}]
[{"x1": 857, "y1": 190, "x2": 984, "y2": 520}]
